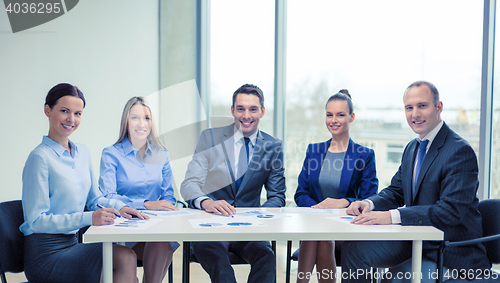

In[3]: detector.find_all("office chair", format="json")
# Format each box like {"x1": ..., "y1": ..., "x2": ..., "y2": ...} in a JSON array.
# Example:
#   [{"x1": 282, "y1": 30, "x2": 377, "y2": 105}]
[
  {"x1": 437, "y1": 199, "x2": 500, "y2": 283},
  {"x1": 182, "y1": 241, "x2": 277, "y2": 283},
  {"x1": 0, "y1": 200, "x2": 25, "y2": 283}
]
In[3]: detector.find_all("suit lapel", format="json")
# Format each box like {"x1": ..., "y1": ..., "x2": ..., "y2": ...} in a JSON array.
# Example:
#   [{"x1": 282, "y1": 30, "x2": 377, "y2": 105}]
[
  {"x1": 412, "y1": 124, "x2": 448, "y2": 204},
  {"x1": 404, "y1": 139, "x2": 418, "y2": 206},
  {"x1": 220, "y1": 125, "x2": 238, "y2": 195}
]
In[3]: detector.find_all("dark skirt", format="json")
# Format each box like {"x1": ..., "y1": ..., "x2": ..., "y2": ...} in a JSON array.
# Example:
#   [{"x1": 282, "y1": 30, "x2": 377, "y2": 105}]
[{"x1": 24, "y1": 233, "x2": 102, "y2": 283}]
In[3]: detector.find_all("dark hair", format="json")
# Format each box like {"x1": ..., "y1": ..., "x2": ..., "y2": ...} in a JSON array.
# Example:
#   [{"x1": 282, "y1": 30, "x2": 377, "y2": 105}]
[
  {"x1": 232, "y1": 84, "x2": 264, "y2": 109},
  {"x1": 325, "y1": 89, "x2": 353, "y2": 114},
  {"x1": 404, "y1": 81, "x2": 439, "y2": 105},
  {"x1": 45, "y1": 83, "x2": 86, "y2": 109}
]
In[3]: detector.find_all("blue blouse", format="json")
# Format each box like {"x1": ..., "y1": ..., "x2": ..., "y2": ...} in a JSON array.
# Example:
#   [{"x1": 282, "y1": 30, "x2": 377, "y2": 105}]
[
  {"x1": 99, "y1": 137, "x2": 176, "y2": 209},
  {"x1": 20, "y1": 136, "x2": 125, "y2": 236}
]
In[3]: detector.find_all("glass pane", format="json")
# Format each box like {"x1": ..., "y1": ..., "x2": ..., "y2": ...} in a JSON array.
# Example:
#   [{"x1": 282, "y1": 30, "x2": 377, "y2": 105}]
[
  {"x1": 490, "y1": 5, "x2": 500, "y2": 199},
  {"x1": 286, "y1": 0, "x2": 483, "y2": 200},
  {"x1": 210, "y1": 0, "x2": 275, "y2": 133},
  {"x1": 387, "y1": 152, "x2": 403, "y2": 166}
]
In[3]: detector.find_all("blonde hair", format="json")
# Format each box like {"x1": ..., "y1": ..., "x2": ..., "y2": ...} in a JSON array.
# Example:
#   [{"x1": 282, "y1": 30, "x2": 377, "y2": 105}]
[{"x1": 116, "y1": 97, "x2": 166, "y2": 150}]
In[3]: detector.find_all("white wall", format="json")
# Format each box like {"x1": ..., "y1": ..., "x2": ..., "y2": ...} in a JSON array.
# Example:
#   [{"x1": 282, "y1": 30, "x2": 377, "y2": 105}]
[{"x1": 0, "y1": 0, "x2": 159, "y2": 201}]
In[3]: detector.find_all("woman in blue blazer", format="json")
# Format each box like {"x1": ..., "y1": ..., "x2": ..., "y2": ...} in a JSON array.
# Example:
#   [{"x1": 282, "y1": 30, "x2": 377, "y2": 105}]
[{"x1": 294, "y1": 90, "x2": 378, "y2": 283}]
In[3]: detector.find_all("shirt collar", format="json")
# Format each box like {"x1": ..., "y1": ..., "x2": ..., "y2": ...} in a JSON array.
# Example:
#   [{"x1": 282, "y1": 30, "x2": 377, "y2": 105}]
[
  {"x1": 233, "y1": 125, "x2": 258, "y2": 147},
  {"x1": 417, "y1": 119, "x2": 444, "y2": 148},
  {"x1": 122, "y1": 137, "x2": 152, "y2": 157},
  {"x1": 42, "y1": 135, "x2": 78, "y2": 157}
]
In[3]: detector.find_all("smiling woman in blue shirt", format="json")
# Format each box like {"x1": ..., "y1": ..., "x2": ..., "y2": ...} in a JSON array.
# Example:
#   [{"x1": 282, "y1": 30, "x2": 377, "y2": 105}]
[
  {"x1": 20, "y1": 83, "x2": 147, "y2": 283},
  {"x1": 99, "y1": 96, "x2": 178, "y2": 283}
]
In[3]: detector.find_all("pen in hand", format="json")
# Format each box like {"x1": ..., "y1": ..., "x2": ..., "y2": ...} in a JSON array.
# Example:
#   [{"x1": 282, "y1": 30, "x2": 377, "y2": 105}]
[
  {"x1": 212, "y1": 213, "x2": 234, "y2": 218},
  {"x1": 96, "y1": 204, "x2": 122, "y2": 218}
]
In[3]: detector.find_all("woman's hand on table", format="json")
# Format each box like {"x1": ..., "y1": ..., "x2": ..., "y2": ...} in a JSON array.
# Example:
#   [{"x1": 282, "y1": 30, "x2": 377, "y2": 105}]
[
  {"x1": 144, "y1": 200, "x2": 179, "y2": 211},
  {"x1": 92, "y1": 207, "x2": 121, "y2": 225},
  {"x1": 119, "y1": 206, "x2": 149, "y2": 219},
  {"x1": 312, "y1": 198, "x2": 350, "y2": 209}
]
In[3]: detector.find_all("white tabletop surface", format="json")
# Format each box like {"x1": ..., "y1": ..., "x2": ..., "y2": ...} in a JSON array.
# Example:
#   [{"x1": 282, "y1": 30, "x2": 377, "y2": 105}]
[{"x1": 83, "y1": 207, "x2": 443, "y2": 243}]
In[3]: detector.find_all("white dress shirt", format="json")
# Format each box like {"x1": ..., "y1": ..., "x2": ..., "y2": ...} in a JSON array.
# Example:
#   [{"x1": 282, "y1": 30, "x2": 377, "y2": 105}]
[{"x1": 367, "y1": 120, "x2": 444, "y2": 224}]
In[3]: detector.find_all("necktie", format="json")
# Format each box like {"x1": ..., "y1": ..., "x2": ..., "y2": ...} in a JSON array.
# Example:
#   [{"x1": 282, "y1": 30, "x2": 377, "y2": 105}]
[
  {"x1": 413, "y1": 139, "x2": 429, "y2": 197},
  {"x1": 236, "y1": 137, "x2": 250, "y2": 190}
]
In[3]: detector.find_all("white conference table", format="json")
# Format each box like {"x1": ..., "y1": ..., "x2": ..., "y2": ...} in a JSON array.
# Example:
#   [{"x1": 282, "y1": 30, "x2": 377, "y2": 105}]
[{"x1": 83, "y1": 207, "x2": 443, "y2": 283}]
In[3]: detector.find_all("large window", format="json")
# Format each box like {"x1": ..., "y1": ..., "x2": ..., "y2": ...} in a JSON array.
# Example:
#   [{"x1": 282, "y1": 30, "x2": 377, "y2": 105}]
[
  {"x1": 490, "y1": 2, "x2": 500, "y2": 199},
  {"x1": 210, "y1": 0, "x2": 275, "y2": 132},
  {"x1": 208, "y1": 1, "x2": 492, "y2": 201},
  {"x1": 285, "y1": 0, "x2": 483, "y2": 199}
]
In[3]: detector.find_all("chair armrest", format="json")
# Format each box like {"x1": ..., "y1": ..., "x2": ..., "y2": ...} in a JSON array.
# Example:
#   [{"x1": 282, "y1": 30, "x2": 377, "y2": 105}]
[
  {"x1": 444, "y1": 234, "x2": 500, "y2": 248},
  {"x1": 438, "y1": 233, "x2": 500, "y2": 283}
]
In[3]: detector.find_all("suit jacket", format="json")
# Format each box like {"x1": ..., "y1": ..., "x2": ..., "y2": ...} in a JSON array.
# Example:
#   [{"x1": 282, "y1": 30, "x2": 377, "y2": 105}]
[
  {"x1": 181, "y1": 123, "x2": 286, "y2": 208},
  {"x1": 295, "y1": 139, "x2": 378, "y2": 207},
  {"x1": 369, "y1": 123, "x2": 490, "y2": 270}
]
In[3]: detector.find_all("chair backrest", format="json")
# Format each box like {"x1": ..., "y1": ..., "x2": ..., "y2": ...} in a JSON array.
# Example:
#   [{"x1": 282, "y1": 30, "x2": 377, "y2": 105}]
[
  {"x1": 0, "y1": 200, "x2": 25, "y2": 274},
  {"x1": 479, "y1": 199, "x2": 500, "y2": 264}
]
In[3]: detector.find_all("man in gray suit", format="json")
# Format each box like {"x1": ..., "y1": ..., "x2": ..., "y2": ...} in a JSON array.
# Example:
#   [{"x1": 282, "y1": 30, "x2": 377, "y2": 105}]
[
  {"x1": 180, "y1": 84, "x2": 286, "y2": 283},
  {"x1": 341, "y1": 81, "x2": 490, "y2": 283}
]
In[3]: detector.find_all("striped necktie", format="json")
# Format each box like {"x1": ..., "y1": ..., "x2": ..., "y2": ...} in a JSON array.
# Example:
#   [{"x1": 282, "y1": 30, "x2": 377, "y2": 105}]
[{"x1": 413, "y1": 139, "x2": 429, "y2": 197}]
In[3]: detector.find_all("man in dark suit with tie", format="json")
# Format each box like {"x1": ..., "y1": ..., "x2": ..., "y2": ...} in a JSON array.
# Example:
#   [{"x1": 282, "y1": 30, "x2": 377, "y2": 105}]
[
  {"x1": 180, "y1": 84, "x2": 286, "y2": 283},
  {"x1": 341, "y1": 81, "x2": 490, "y2": 283}
]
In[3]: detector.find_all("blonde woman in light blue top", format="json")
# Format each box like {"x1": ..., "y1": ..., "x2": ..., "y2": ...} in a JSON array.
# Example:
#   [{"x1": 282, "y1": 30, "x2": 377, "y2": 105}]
[{"x1": 100, "y1": 97, "x2": 177, "y2": 283}]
